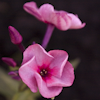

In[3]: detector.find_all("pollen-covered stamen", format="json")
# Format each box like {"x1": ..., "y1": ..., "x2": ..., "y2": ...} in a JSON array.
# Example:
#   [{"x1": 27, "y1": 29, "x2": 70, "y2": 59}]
[{"x1": 40, "y1": 69, "x2": 48, "y2": 77}]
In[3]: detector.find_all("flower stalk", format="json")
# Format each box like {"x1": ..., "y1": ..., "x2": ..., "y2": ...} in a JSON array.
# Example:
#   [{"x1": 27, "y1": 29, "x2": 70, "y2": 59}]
[
  {"x1": 17, "y1": 43, "x2": 25, "y2": 53},
  {"x1": 42, "y1": 24, "x2": 55, "y2": 49}
]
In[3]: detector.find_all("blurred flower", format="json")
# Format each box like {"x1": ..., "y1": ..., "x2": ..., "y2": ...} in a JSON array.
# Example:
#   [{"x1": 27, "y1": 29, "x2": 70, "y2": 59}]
[
  {"x1": 2, "y1": 57, "x2": 16, "y2": 67},
  {"x1": 23, "y1": 1, "x2": 85, "y2": 30},
  {"x1": 19, "y1": 44, "x2": 74, "y2": 98}
]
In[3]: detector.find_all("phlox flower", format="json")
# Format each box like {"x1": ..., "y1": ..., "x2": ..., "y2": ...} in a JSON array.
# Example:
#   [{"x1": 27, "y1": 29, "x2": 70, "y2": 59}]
[
  {"x1": 19, "y1": 44, "x2": 74, "y2": 98},
  {"x1": 23, "y1": 1, "x2": 85, "y2": 31}
]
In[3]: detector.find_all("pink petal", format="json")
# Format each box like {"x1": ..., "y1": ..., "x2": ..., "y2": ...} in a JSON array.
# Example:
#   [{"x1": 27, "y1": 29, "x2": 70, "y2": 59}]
[
  {"x1": 35, "y1": 72, "x2": 62, "y2": 98},
  {"x1": 48, "y1": 50, "x2": 68, "y2": 78},
  {"x1": 46, "y1": 61, "x2": 74, "y2": 87},
  {"x1": 39, "y1": 4, "x2": 54, "y2": 23},
  {"x1": 22, "y1": 44, "x2": 53, "y2": 67},
  {"x1": 23, "y1": 1, "x2": 43, "y2": 21},
  {"x1": 61, "y1": 61, "x2": 74, "y2": 85},
  {"x1": 19, "y1": 56, "x2": 38, "y2": 92},
  {"x1": 2, "y1": 57, "x2": 16, "y2": 67},
  {"x1": 8, "y1": 26, "x2": 23, "y2": 44},
  {"x1": 39, "y1": 4, "x2": 72, "y2": 30},
  {"x1": 67, "y1": 13, "x2": 86, "y2": 29},
  {"x1": 53, "y1": 11, "x2": 72, "y2": 30}
]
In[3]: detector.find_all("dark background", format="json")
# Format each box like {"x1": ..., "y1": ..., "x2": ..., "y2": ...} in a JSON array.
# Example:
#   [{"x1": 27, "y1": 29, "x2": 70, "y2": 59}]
[{"x1": 0, "y1": 0, "x2": 100, "y2": 100}]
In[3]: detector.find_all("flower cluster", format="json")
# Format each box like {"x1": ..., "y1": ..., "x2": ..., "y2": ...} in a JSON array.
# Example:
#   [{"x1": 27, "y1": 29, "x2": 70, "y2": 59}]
[{"x1": 2, "y1": 1, "x2": 85, "y2": 99}]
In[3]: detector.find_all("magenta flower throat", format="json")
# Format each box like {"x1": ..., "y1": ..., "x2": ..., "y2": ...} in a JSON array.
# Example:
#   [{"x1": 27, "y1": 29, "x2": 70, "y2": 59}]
[{"x1": 38, "y1": 65, "x2": 50, "y2": 79}]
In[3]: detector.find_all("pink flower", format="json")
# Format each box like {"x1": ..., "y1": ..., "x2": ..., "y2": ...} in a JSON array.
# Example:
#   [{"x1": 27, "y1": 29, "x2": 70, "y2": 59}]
[
  {"x1": 19, "y1": 44, "x2": 74, "y2": 98},
  {"x1": 23, "y1": 1, "x2": 85, "y2": 30}
]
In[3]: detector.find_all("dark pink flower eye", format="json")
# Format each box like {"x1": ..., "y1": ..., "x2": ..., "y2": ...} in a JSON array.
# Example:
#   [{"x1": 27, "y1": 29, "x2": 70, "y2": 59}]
[{"x1": 38, "y1": 64, "x2": 51, "y2": 78}]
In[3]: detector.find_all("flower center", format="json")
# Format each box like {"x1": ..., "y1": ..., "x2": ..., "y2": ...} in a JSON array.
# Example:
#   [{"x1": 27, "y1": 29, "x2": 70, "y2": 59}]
[{"x1": 40, "y1": 69, "x2": 48, "y2": 77}]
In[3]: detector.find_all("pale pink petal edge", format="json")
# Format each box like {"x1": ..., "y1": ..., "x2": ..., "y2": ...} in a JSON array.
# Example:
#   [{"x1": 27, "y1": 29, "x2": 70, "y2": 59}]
[
  {"x1": 22, "y1": 44, "x2": 53, "y2": 66},
  {"x1": 46, "y1": 61, "x2": 74, "y2": 87},
  {"x1": 48, "y1": 50, "x2": 68, "y2": 78},
  {"x1": 35, "y1": 72, "x2": 63, "y2": 98},
  {"x1": 23, "y1": 1, "x2": 43, "y2": 21},
  {"x1": 19, "y1": 56, "x2": 38, "y2": 92}
]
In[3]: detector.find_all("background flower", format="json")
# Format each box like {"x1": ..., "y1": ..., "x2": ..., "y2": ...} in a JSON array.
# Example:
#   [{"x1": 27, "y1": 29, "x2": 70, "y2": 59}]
[{"x1": 23, "y1": 1, "x2": 85, "y2": 30}]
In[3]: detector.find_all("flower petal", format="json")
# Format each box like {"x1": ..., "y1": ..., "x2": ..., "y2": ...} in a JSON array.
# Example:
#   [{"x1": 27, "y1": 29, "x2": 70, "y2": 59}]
[
  {"x1": 46, "y1": 61, "x2": 74, "y2": 87},
  {"x1": 67, "y1": 13, "x2": 86, "y2": 29},
  {"x1": 48, "y1": 50, "x2": 68, "y2": 78},
  {"x1": 53, "y1": 11, "x2": 72, "y2": 30},
  {"x1": 39, "y1": 4, "x2": 54, "y2": 23},
  {"x1": 39, "y1": 4, "x2": 72, "y2": 30},
  {"x1": 35, "y1": 72, "x2": 62, "y2": 98},
  {"x1": 19, "y1": 56, "x2": 38, "y2": 92},
  {"x1": 60, "y1": 61, "x2": 74, "y2": 86},
  {"x1": 22, "y1": 44, "x2": 53, "y2": 67},
  {"x1": 23, "y1": 1, "x2": 43, "y2": 21}
]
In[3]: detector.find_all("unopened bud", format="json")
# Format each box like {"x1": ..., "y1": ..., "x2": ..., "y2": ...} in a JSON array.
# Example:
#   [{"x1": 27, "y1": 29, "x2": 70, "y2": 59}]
[
  {"x1": 2, "y1": 57, "x2": 16, "y2": 67},
  {"x1": 8, "y1": 26, "x2": 23, "y2": 44}
]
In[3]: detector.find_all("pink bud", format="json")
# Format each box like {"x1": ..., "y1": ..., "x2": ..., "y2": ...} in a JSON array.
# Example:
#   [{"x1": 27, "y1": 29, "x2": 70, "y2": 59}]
[
  {"x1": 8, "y1": 71, "x2": 21, "y2": 80},
  {"x1": 12, "y1": 76, "x2": 21, "y2": 80},
  {"x1": 2, "y1": 57, "x2": 17, "y2": 67},
  {"x1": 8, "y1": 26, "x2": 23, "y2": 44},
  {"x1": 8, "y1": 71, "x2": 18, "y2": 76}
]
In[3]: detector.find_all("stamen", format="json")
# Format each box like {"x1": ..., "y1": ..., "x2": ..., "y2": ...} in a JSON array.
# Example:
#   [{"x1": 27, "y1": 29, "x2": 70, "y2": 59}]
[{"x1": 40, "y1": 69, "x2": 48, "y2": 77}]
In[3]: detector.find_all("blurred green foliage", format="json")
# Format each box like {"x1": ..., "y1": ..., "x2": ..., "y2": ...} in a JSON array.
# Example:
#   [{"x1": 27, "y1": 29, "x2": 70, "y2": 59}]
[{"x1": 0, "y1": 68, "x2": 40, "y2": 100}]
